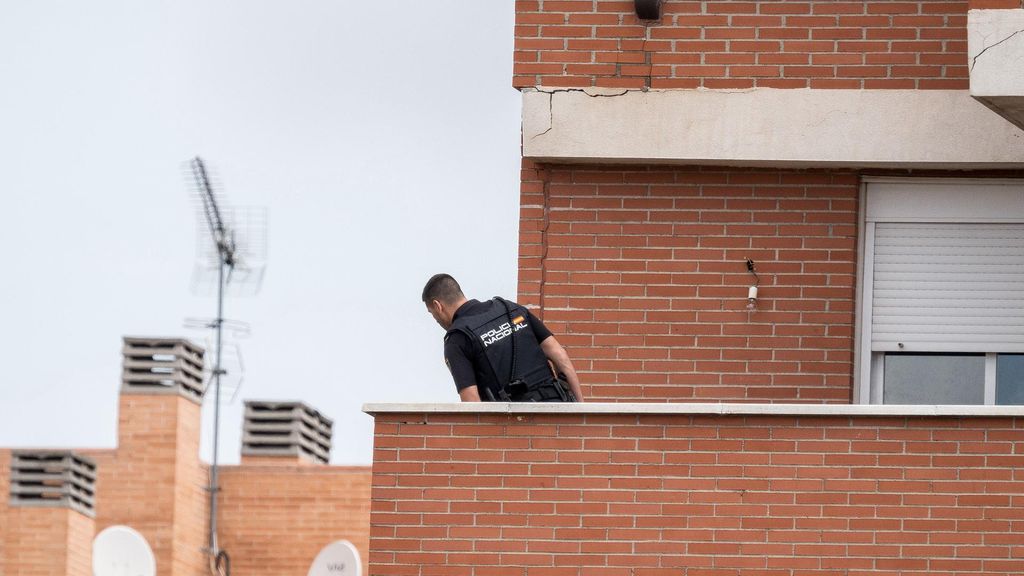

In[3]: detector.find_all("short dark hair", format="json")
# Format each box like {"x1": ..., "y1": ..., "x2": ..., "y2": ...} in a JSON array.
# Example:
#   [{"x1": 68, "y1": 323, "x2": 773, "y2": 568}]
[{"x1": 422, "y1": 273, "x2": 464, "y2": 304}]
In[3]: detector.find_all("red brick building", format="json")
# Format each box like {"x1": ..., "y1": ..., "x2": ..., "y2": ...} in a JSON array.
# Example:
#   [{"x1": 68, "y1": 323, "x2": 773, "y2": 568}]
[
  {"x1": 5, "y1": 4, "x2": 1024, "y2": 576},
  {"x1": 366, "y1": 2, "x2": 1024, "y2": 575}
]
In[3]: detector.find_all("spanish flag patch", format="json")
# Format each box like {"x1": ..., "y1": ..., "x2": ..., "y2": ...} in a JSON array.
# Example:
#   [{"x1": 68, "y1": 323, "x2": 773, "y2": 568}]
[{"x1": 512, "y1": 315, "x2": 525, "y2": 324}]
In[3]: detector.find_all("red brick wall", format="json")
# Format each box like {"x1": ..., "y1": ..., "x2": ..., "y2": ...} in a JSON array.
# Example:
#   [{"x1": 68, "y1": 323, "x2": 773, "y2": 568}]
[
  {"x1": 513, "y1": 0, "x2": 1022, "y2": 89},
  {"x1": 0, "y1": 449, "x2": 94, "y2": 576},
  {"x1": 1, "y1": 449, "x2": 8, "y2": 559},
  {"x1": 518, "y1": 163, "x2": 858, "y2": 403},
  {"x1": 218, "y1": 465, "x2": 373, "y2": 576},
  {"x1": 81, "y1": 394, "x2": 373, "y2": 576},
  {"x1": 369, "y1": 411, "x2": 1024, "y2": 575},
  {"x1": 66, "y1": 510, "x2": 95, "y2": 576},
  {"x1": 2, "y1": 507, "x2": 94, "y2": 576},
  {"x1": 170, "y1": 396, "x2": 208, "y2": 576},
  {"x1": 82, "y1": 394, "x2": 206, "y2": 576},
  {"x1": 2, "y1": 393, "x2": 371, "y2": 576},
  {"x1": 240, "y1": 454, "x2": 321, "y2": 466},
  {"x1": 970, "y1": 0, "x2": 1024, "y2": 8}
]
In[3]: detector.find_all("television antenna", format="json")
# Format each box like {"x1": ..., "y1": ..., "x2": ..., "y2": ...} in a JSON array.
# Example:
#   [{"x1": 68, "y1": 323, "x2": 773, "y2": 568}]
[{"x1": 186, "y1": 156, "x2": 266, "y2": 576}]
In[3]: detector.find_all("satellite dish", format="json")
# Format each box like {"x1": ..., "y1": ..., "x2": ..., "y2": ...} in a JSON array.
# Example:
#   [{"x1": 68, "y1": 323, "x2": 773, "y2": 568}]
[
  {"x1": 92, "y1": 525, "x2": 156, "y2": 576},
  {"x1": 307, "y1": 540, "x2": 361, "y2": 576}
]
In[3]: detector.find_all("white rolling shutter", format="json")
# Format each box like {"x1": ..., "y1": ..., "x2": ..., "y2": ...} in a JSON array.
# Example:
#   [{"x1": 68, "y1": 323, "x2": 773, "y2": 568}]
[{"x1": 871, "y1": 222, "x2": 1024, "y2": 352}]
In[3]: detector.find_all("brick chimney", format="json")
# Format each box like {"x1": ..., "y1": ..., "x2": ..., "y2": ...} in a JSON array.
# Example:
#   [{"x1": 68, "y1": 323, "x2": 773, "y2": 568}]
[
  {"x1": 3, "y1": 450, "x2": 96, "y2": 576},
  {"x1": 95, "y1": 337, "x2": 209, "y2": 576},
  {"x1": 241, "y1": 401, "x2": 332, "y2": 465}
]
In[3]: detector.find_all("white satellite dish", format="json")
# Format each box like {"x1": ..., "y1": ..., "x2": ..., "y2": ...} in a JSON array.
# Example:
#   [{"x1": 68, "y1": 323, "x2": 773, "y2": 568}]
[
  {"x1": 307, "y1": 539, "x2": 361, "y2": 576},
  {"x1": 92, "y1": 525, "x2": 156, "y2": 576}
]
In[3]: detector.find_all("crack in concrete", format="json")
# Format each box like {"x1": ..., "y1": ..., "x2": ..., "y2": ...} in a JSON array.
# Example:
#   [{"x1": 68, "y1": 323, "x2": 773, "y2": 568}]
[
  {"x1": 806, "y1": 108, "x2": 854, "y2": 128},
  {"x1": 534, "y1": 93, "x2": 555, "y2": 139},
  {"x1": 527, "y1": 86, "x2": 767, "y2": 139},
  {"x1": 971, "y1": 28, "x2": 1024, "y2": 72},
  {"x1": 534, "y1": 87, "x2": 632, "y2": 98},
  {"x1": 531, "y1": 88, "x2": 632, "y2": 139}
]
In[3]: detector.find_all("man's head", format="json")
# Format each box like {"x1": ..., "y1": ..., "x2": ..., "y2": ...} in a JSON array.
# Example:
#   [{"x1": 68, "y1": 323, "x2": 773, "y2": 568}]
[{"x1": 422, "y1": 273, "x2": 467, "y2": 329}]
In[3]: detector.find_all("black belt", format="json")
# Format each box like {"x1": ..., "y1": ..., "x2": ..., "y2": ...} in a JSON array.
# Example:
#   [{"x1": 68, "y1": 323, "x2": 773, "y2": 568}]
[{"x1": 508, "y1": 378, "x2": 576, "y2": 403}]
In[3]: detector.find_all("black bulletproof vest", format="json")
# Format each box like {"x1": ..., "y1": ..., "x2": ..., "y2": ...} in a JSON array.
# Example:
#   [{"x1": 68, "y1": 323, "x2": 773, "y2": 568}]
[{"x1": 446, "y1": 298, "x2": 553, "y2": 401}]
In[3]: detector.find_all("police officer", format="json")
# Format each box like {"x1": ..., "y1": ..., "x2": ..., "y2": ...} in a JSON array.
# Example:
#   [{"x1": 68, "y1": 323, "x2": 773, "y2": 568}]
[{"x1": 423, "y1": 273, "x2": 584, "y2": 403}]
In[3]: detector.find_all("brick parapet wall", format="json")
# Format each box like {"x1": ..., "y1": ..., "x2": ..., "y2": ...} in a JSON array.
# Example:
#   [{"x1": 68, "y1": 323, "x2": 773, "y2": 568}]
[
  {"x1": 514, "y1": 0, "x2": 1024, "y2": 90},
  {"x1": 518, "y1": 162, "x2": 858, "y2": 403},
  {"x1": 217, "y1": 465, "x2": 373, "y2": 576},
  {"x1": 369, "y1": 409, "x2": 1024, "y2": 576}
]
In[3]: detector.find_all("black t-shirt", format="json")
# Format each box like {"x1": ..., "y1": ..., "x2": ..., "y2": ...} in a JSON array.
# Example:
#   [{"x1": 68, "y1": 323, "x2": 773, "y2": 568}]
[{"x1": 444, "y1": 299, "x2": 553, "y2": 392}]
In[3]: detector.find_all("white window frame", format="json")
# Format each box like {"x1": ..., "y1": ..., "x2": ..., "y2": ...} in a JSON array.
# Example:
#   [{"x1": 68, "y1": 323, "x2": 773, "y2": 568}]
[{"x1": 854, "y1": 178, "x2": 1024, "y2": 404}]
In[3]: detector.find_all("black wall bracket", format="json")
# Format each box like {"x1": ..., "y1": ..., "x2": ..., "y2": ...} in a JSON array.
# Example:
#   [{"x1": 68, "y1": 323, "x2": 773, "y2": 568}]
[{"x1": 634, "y1": 0, "x2": 663, "y2": 20}]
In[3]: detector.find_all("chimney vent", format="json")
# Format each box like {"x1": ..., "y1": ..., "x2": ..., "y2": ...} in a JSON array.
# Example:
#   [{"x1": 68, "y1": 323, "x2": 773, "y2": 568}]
[
  {"x1": 121, "y1": 337, "x2": 205, "y2": 403},
  {"x1": 242, "y1": 401, "x2": 332, "y2": 464},
  {"x1": 9, "y1": 450, "x2": 97, "y2": 517}
]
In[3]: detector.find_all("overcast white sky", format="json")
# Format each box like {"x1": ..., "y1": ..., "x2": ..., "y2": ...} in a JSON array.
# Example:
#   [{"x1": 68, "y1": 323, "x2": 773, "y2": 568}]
[{"x1": 0, "y1": 1, "x2": 521, "y2": 464}]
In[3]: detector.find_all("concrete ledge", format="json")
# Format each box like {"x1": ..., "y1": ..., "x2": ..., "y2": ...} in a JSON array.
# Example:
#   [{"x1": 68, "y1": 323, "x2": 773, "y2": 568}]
[
  {"x1": 969, "y1": 9, "x2": 1024, "y2": 130},
  {"x1": 522, "y1": 88, "x2": 1024, "y2": 168},
  {"x1": 363, "y1": 402, "x2": 1024, "y2": 417}
]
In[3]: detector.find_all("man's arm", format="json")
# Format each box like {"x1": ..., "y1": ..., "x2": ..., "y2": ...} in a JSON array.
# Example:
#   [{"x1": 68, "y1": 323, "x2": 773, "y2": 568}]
[
  {"x1": 458, "y1": 386, "x2": 482, "y2": 402},
  {"x1": 445, "y1": 332, "x2": 482, "y2": 402},
  {"x1": 540, "y1": 336, "x2": 584, "y2": 402}
]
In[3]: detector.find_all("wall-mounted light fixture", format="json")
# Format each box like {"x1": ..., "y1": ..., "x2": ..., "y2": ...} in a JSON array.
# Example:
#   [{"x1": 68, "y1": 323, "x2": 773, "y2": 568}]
[
  {"x1": 745, "y1": 258, "x2": 760, "y2": 311},
  {"x1": 634, "y1": 0, "x2": 663, "y2": 21}
]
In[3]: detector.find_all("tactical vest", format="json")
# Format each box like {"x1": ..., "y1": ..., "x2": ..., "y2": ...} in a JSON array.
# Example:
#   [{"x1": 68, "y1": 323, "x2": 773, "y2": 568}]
[{"x1": 446, "y1": 298, "x2": 556, "y2": 401}]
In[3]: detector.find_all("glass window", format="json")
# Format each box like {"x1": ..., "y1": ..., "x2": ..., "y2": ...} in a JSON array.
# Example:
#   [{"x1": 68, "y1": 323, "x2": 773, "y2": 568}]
[
  {"x1": 883, "y1": 353, "x2": 985, "y2": 405},
  {"x1": 858, "y1": 181, "x2": 1024, "y2": 406},
  {"x1": 996, "y1": 354, "x2": 1024, "y2": 405}
]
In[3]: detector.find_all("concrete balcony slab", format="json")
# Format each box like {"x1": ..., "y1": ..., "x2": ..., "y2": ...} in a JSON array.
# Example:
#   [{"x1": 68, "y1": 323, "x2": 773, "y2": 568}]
[
  {"x1": 522, "y1": 87, "x2": 1024, "y2": 169},
  {"x1": 969, "y1": 9, "x2": 1024, "y2": 131}
]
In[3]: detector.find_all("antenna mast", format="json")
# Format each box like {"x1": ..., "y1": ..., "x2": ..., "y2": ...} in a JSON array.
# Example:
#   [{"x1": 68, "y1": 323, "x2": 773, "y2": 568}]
[
  {"x1": 187, "y1": 157, "x2": 265, "y2": 576},
  {"x1": 190, "y1": 157, "x2": 230, "y2": 573}
]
